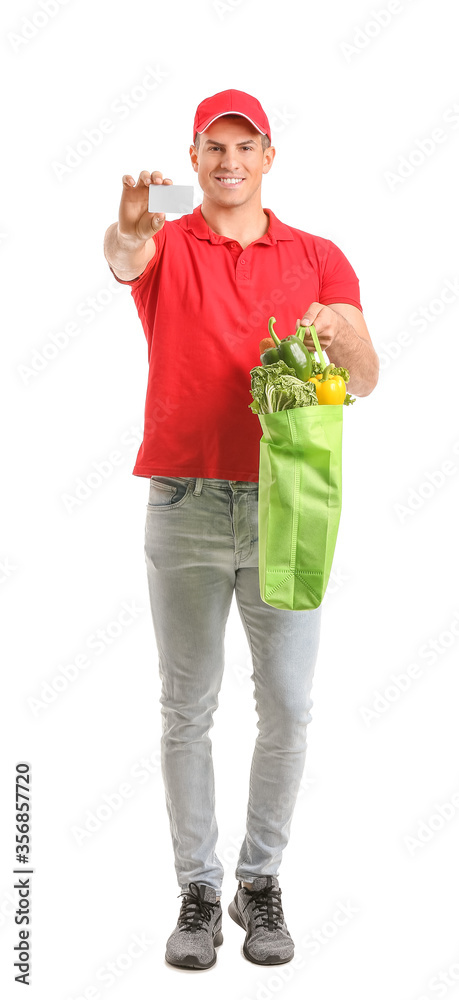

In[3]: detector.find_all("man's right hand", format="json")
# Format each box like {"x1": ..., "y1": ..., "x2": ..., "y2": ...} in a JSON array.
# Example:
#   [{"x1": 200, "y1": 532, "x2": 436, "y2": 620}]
[{"x1": 118, "y1": 171, "x2": 173, "y2": 244}]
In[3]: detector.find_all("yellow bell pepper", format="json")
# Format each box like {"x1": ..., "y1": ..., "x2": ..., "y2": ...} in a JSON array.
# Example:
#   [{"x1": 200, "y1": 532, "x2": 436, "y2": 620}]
[{"x1": 309, "y1": 364, "x2": 346, "y2": 405}]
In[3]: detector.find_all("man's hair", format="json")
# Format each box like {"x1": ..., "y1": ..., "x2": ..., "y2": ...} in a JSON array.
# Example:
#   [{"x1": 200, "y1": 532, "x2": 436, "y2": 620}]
[{"x1": 194, "y1": 115, "x2": 271, "y2": 152}]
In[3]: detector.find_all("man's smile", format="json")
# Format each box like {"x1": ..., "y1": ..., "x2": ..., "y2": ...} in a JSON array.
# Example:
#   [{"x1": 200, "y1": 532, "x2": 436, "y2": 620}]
[{"x1": 214, "y1": 176, "x2": 245, "y2": 187}]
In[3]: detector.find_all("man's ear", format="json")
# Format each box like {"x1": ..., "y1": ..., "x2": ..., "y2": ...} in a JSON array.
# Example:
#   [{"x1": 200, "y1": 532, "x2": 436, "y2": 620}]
[
  {"x1": 189, "y1": 145, "x2": 199, "y2": 172},
  {"x1": 262, "y1": 147, "x2": 276, "y2": 174}
]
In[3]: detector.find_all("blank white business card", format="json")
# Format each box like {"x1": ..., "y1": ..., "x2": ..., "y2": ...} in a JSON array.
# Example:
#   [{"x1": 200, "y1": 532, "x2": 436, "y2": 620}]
[{"x1": 148, "y1": 184, "x2": 194, "y2": 215}]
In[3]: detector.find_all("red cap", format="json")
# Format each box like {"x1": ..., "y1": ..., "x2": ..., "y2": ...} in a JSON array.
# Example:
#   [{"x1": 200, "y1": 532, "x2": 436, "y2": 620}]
[{"x1": 193, "y1": 89, "x2": 271, "y2": 145}]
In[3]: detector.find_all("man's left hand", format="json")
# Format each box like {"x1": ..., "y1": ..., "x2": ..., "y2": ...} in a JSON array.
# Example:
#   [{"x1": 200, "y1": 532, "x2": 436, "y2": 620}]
[{"x1": 296, "y1": 303, "x2": 350, "y2": 353}]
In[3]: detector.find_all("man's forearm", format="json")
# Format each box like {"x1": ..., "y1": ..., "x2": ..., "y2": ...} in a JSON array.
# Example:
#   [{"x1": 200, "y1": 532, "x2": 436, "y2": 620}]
[
  {"x1": 328, "y1": 318, "x2": 379, "y2": 397},
  {"x1": 103, "y1": 222, "x2": 154, "y2": 280}
]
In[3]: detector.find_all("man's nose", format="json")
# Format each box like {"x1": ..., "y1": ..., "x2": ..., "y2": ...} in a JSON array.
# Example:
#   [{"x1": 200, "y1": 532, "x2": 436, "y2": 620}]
[{"x1": 219, "y1": 152, "x2": 241, "y2": 170}]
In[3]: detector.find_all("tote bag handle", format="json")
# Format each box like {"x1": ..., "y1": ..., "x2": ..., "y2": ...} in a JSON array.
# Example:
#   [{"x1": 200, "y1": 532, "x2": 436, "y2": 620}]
[{"x1": 299, "y1": 322, "x2": 329, "y2": 371}]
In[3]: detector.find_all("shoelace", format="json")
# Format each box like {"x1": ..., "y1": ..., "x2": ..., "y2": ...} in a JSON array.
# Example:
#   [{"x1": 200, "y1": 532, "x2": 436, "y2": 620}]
[
  {"x1": 177, "y1": 882, "x2": 220, "y2": 933},
  {"x1": 242, "y1": 881, "x2": 284, "y2": 930}
]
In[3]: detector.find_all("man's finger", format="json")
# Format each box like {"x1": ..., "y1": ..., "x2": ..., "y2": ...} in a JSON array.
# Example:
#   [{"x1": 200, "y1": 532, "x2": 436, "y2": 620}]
[{"x1": 137, "y1": 170, "x2": 154, "y2": 186}]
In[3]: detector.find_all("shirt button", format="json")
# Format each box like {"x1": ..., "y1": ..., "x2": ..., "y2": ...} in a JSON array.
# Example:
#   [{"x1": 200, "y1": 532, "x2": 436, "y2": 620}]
[{"x1": 240, "y1": 258, "x2": 246, "y2": 263}]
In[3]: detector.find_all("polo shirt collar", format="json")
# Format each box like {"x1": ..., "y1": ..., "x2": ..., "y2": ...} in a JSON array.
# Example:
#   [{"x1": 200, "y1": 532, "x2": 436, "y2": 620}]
[{"x1": 182, "y1": 204, "x2": 294, "y2": 245}]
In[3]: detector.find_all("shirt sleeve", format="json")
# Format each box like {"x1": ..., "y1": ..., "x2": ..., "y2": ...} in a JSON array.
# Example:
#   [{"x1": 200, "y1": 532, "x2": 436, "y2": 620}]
[
  {"x1": 319, "y1": 239, "x2": 363, "y2": 311},
  {"x1": 107, "y1": 224, "x2": 166, "y2": 287}
]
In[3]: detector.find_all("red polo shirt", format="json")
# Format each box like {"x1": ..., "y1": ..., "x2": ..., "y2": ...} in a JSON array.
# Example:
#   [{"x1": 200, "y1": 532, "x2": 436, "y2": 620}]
[{"x1": 108, "y1": 205, "x2": 362, "y2": 481}]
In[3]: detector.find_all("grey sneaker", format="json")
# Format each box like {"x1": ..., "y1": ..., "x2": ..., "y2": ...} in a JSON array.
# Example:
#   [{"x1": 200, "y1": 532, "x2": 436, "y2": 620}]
[
  {"x1": 165, "y1": 882, "x2": 223, "y2": 969},
  {"x1": 228, "y1": 875, "x2": 294, "y2": 965}
]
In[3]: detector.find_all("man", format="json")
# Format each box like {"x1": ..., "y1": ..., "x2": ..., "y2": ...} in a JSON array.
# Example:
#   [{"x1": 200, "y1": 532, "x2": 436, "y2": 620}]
[{"x1": 103, "y1": 89, "x2": 379, "y2": 971}]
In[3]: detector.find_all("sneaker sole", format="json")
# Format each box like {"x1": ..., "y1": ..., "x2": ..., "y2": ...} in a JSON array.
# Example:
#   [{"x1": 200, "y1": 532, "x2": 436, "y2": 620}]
[
  {"x1": 228, "y1": 900, "x2": 294, "y2": 966},
  {"x1": 165, "y1": 929, "x2": 223, "y2": 970}
]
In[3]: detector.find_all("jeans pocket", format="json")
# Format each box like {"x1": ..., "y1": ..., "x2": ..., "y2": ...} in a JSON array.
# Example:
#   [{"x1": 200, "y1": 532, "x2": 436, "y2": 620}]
[{"x1": 147, "y1": 476, "x2": 192, "y2": 510}]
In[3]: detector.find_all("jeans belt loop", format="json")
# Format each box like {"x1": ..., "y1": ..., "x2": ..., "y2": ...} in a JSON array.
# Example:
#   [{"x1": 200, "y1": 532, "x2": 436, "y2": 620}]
[{"x1": 193, "y1": 478, "x2": 204, "y2": 496}]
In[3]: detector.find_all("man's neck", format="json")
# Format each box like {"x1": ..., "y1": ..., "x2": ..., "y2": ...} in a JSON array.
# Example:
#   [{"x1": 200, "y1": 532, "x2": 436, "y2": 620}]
[{"x1": 199, "y1": 197, "x2": 270, "y2": 250}]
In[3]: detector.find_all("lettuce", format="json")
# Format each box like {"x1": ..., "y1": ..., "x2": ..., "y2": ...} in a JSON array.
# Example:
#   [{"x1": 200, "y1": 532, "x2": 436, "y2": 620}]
[
  {"x1": 249, "y1": 361, "x2": 318, "y2": 414},
  {"x1": 329, "y1": 365, "x2": 350, "y2": 383}
]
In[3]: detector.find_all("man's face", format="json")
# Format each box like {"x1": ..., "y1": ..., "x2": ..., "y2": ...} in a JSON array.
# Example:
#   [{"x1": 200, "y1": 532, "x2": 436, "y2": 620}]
[{"x1": 189, "y1": 116, "x2": 275, "y2": 208}]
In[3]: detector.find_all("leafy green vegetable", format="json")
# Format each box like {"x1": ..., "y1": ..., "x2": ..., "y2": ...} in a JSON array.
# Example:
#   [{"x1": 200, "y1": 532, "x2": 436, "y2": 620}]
[
  {"x1": 310, "y1": 358, "x2": 323, "y2": 378},
  {"x1": 249, "y1": 360, "x2": 318, "y2": 414},
  {"x1": 329, "y1": 366, "x2": 350, "y2": 383}
]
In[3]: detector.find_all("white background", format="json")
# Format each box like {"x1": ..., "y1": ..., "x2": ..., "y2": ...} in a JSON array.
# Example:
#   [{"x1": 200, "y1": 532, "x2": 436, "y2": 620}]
[{"x1": 1, "y1": 0, "x2": 458, "y2": 997}]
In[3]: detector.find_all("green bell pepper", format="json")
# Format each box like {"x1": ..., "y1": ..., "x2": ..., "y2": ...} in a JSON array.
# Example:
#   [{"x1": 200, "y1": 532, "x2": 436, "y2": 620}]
[{"x1": 260, "y1": 317, "x2": 313, "y2": 382}]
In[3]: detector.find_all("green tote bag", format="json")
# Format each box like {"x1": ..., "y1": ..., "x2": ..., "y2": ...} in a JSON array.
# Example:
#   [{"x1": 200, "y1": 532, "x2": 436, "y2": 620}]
[{"x1": 257, "y1": 332, "x2": 344, "y2": 611}]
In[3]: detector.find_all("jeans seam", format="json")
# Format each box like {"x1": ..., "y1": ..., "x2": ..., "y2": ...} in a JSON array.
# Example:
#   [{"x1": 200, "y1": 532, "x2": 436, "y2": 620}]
[
  {"x1": 234, "y1": 590, "x2": 258, "y2": 824},
  {"x1": 238, "y1": 492, "x2": 255, "y2": 564}
]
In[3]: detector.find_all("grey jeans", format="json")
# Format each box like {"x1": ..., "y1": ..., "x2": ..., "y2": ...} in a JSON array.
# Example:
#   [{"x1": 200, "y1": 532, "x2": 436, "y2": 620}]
[{"x1": 144, "y1": 476, "x2": 322, "y2": 893}]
